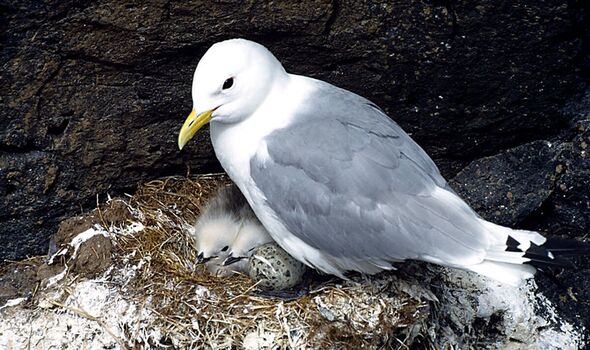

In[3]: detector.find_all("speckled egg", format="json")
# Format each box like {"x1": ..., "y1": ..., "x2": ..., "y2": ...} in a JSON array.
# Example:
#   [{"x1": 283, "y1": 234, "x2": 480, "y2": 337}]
[{"x1": 248, "y1": 242, "x2": 306, "y2": 291}]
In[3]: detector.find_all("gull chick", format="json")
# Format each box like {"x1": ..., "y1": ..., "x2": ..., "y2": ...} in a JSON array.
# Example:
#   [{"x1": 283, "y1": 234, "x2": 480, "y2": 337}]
[
  {"x1": 222, "y1": 205, "x2": 274, "y2": 273},
  {"x1": 191, "y1": 183, "x2": 245, "y2": 276}
]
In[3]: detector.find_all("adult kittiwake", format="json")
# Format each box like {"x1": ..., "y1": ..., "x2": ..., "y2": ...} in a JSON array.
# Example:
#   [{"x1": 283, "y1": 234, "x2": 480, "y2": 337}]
[{"x1": 178, "y1": 38, "x2": 583, "y2": 286}]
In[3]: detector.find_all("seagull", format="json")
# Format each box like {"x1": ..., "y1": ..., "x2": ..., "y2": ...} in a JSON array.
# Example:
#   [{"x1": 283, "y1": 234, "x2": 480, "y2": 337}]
[
  {"x1": 222, "y1": 205, "x2": 274, "y2": 272},
  {"x1": 178, "y1": 38, "x2": 580, "y2": 286}
]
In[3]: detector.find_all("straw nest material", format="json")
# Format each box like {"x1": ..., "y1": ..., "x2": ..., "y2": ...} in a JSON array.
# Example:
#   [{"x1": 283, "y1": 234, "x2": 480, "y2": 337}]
[
  {"x1": 119, "y1": 174, "x2": 433, "y2": 348},
  {"x1": 1, "y1": 174, "x2": 585, "y2": 349},
  {"x1": 9, "y1": 174, "x2": 432, "y2": 349}
]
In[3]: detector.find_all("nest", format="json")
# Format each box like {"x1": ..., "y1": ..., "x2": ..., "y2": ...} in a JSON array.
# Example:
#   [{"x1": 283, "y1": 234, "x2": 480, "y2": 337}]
[
  {"x1": 2, "y1": 174, "x2": 585, "y2": 349},
  {"x1": 0, "y1": 174, "x2": 435, "y2": 349},
  {"x1": 52, "y1": 174, "x2": 432, "y2": 349}
]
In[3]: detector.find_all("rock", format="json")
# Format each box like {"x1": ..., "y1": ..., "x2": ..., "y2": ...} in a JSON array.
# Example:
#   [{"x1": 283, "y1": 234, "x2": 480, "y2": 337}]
[
  {"x1": 451, "y1": 117, "x2": 590, "y2": 239},
  {"x1": 526, "y1": 120, "x2": 590, "y2": 239},
  {"x1": 248, "y1": 243, "x2": 307, "y2": 291},
  {"x1": 0, "y1": 259, "x2": 39, "y2": 306},
  {"x1": 70, "y1": 234, "x2": 113, "y2": 278},
  {"x1": 451, "y1": 140, "x2": 558, "y2": 227},
  {"x1": 525, "y1": 119, "x2": 590, "y2": 337},
  {"x1": 421, "y1": 266, "x2": 586, "y2": 350},
  {"x1": 1, "y1": 0, "x2": 589, "y2": 261},
  {"x1": 450, "y1": 117, "x2": 590, "y2": 339}
]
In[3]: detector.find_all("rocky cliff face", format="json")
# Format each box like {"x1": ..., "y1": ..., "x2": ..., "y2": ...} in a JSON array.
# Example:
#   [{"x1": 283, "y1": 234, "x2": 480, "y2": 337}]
[
  {"x1": 1, "y1": 0, "x2": 588, "y2": 270},
  {"x1": 2, "y1": 0, "x2": 590, "y2": 341}
]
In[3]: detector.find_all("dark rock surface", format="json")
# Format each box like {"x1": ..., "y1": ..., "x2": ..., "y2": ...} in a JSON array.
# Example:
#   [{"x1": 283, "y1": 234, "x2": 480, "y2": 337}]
[
  {"x1": 451, "y1": 139, "x2": 560, "y2": 227},
  {"x1": 2, "y1": 0, "x2": 589, "y2": 260},
  {"x1": 1, "y1": 0, "x2": 590, "y2": 335},
  {"x1": 451, "y1": 117, "x2": 590, "y2": 336},
  {"x1": 451, "y1": 113, "x2": 590, "y2": 237}
]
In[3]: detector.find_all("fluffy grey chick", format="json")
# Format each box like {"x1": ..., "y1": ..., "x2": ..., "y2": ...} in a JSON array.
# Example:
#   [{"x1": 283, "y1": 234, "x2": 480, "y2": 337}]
[
  {"x1": 191, "y1": 183, "x2": 247, "y2": 277},
  {"x1": 222, "y1": 205, "x2": 274, "y2": 273}
]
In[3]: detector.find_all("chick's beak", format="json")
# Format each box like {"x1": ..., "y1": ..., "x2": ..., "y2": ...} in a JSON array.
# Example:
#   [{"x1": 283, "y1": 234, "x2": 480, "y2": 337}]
[
  {"x1": 197, "y1": 252, "x2": 214, "y2": 264},
  {"x1": 178, "y1": 108, "x2": 215, "y2": 150},
  {"x1": 223, "y1": 255, "x2": 245, "y2": 266}
]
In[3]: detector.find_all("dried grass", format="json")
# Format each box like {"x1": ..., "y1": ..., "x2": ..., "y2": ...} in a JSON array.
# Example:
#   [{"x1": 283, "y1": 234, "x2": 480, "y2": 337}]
[
  {"x1": 3, "y1": 174, "x2": 585, "y2": 349},
  {"x1": 88, "y1": 174, "x2": 431, "y2": 348}
]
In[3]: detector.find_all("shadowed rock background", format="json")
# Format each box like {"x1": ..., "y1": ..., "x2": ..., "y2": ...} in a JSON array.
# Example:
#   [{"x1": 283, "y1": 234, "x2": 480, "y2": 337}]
[{"x1": 1, "y1": 0, "x2": 589, "y2": 338}]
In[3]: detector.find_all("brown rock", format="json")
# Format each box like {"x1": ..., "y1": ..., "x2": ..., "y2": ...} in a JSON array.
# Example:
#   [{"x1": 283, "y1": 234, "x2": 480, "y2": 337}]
[{"x1": 70, "y1": 234, "x2": 113, "y2": 278}]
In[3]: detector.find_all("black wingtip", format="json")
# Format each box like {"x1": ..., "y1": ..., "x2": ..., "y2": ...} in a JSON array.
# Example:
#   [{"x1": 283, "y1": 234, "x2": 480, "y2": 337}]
[
  {"x1": 523, "y1": 242, "x2": 573, "y2": 269},
  {"x1": 511, "y1": 235, "x2": 589, "y2": 270},
  {"x1": 506, "y1": 236, "x2": 523, "y2": 252},
  {"x1": 543, "y1": 237, "x2": 590, "y2": 256}
]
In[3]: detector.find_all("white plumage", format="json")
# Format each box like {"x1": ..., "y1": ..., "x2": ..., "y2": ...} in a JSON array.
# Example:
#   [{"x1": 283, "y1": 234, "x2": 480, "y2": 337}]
[
  {"x1": 179, "y1": 39, "x2": 568, "y2": 286},
  {"x1": 222, "y1": 205, "x2": 274, "y2": 273}
]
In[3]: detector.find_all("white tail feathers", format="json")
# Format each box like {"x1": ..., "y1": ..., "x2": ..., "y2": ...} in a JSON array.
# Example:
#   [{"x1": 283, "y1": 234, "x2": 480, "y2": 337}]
[
  {"x1": 467, "y1": 260, "x2": 536, "y2": 286},
  {"x1": 479, "y1": 219, "x2": 547, "y2": 247},
  {"x1": 464, "y1": 219, "x2": 551, "y2": 286}
]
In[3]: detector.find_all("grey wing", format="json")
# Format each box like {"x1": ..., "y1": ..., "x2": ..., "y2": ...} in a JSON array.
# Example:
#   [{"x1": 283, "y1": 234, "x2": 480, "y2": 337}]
[{"x1": 250, "y1": 82, "x2": 491, "y2": 268}]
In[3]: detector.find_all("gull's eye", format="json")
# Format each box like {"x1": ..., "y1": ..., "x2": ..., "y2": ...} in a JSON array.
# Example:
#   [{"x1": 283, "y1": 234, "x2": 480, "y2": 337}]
[
  {"x1": 221, "y1": 245, "x2": 229, "y2": 252},
  {"x1": 222, "y1": 77, "x2": 234, "y2": 90}
]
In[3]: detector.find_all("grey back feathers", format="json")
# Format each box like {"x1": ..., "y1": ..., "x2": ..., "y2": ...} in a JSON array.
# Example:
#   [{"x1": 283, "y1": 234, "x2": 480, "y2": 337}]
[{"x1": 249, "y1": 79, "x2": 522, "y2": 275}]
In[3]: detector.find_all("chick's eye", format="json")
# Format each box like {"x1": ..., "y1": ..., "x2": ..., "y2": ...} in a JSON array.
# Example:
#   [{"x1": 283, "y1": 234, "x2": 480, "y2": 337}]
[
  {"x1": 222, "y1": 77, "x2": 234, "y2": 90},
  {"x1": 221, "y1": 246, "x2": 229, "y2": 252}
]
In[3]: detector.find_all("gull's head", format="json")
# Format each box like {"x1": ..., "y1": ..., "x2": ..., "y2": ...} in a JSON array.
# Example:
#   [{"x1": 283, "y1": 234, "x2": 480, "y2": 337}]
[
  {"x1": 178, "y1": 38, "x2": 287, "y2": 150},
  {"x1": 223, "y1": 220, "x2": 272, "y2": 266}
]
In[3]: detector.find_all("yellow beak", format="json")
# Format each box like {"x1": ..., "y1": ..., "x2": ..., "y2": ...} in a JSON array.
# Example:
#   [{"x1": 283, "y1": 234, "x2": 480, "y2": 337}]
[{"x1": 178, "y1": 108, "x2": 214, "y2": 150}]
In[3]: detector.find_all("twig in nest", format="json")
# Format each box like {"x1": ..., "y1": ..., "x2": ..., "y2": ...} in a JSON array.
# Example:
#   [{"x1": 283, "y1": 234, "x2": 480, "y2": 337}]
[{"x1": 96, "y1": 194, "x2": 108, "y2": 229}]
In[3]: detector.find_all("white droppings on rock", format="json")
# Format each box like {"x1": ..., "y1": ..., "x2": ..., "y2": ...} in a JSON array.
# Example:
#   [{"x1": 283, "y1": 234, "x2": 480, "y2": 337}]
[
  {"x1": 47, "y1": 247, "x2": 68, "y2": 265},
  {"x1": 0, "y1": 266, "x2": 159, "y2": 350},
  {"x1": 69, "y1": 225, "x2": 110, "y2": 257},
  {"x1": 45, "y1": 267, "x2": 67, "y2": 288},
  {"x1": 0, "y1": 297, "x2": 26, "y2": 311},
  {"x1": 433, "y1": 267, "x2": 585, "y2": 349}
]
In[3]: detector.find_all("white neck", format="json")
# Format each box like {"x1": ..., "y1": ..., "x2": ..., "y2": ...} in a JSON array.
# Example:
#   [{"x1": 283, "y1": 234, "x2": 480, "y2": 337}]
[{"x1": 209, "y1": 74, "x2": 313, "y2": 189}]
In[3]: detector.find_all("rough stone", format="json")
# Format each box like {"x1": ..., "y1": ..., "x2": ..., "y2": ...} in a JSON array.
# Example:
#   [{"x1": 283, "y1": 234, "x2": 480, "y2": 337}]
[
  {"x1": 451, "y1": 140, "x2": 559, "y2": 227},
  {"x1": 70, "y1": 233, "x2": 113, "y2": 278},
  {"x1": 1, "y1": 0, "x2": 589, "y2": 260},
  {"x1": 0, "y1": 260, "x2": 39, "y2": 306},
  {"x1": 451, "y1": 117, "x2": 590, "y2": 340}
]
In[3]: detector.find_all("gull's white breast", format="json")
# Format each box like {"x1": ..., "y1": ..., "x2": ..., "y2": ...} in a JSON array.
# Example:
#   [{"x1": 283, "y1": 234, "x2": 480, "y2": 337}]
[
  {"x1": 209, "y1": 75, "x2": 333, "y2": 271},
  {"x1": 209, "y1": 74, "x2": 312, "y2": 185}
]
